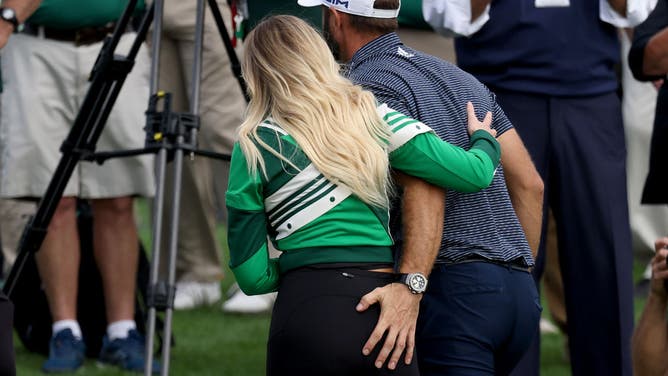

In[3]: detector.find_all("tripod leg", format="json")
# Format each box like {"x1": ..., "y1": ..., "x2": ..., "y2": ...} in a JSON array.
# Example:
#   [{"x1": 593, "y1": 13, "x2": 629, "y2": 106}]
[
  {"x1": 207, "y1": 0, "x2": 248, "y2": 102},
  {"x1": 144, "y1": 0, "x2": 167, "y2": 374},
  {"x1": 159, "y1": 1, "x2": 205, "y2": 374},
  {"x1": 145, "y1": 0, "x2": 208, "y2": 375}
]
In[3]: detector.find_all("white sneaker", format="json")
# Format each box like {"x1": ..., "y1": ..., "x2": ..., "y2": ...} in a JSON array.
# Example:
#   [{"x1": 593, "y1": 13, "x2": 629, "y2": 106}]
[
  {"x1": 539, "y1": 317, "x2": 559, "y2": 334},
  {"x1": 222, "y1": 290, "x2": 276, "y2": 314},
  {"x1": 173, "y1": 281, "x2": 221, "y2": 310}
]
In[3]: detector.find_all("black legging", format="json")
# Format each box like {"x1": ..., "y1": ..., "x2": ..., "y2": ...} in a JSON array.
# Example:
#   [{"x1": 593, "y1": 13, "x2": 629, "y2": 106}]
[
  {"x1": 267, "y1": 265, "x2": 419, "y2": 376},
  {"x1": 0, "y1": 290, "x2": 16, "y2": 376}
]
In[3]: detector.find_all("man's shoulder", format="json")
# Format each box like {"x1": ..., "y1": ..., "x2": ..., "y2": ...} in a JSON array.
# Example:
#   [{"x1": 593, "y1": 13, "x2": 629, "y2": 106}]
[{"x1": 353, "y1": 45, "x2": 480, "y2": 86}]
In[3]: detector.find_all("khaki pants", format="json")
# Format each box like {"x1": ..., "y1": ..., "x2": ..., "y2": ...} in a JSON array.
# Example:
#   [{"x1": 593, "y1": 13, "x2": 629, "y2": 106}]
[{"x1": 0, "y1": 32, "x2": 155, "y2": 199}]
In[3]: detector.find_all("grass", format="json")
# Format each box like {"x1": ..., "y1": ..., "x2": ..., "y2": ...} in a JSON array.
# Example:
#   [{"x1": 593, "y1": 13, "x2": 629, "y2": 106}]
[{"x1": 12, "y1": 199, "x2": 651, "y2": 375}]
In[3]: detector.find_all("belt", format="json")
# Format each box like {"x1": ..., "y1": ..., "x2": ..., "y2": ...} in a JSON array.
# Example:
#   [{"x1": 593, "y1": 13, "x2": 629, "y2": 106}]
[
  {"x1": 21, "y1": 22, "x2": 118, "y2": 46},
  {"x1": 445, "y1": 255, "x2": 532, "y2": 273}
]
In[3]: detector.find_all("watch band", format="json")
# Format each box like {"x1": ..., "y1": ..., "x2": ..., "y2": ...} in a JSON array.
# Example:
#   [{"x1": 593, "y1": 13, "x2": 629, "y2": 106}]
[
  {"x1": 396, "y1": 272, "x2": 428, "y2": 294},
  {"x1": 0, "y1": 8, "x2": 19, "y2": 32}
]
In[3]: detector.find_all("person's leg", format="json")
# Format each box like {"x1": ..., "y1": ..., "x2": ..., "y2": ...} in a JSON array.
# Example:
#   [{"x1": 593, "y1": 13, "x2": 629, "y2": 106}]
[
  {"x1": 91, "y1": 197, "x2": 138, "y2": 324},
  {"x1": 0, "y1": 199, "x2": 36, "y2": 277},
  {"x1": 79, "y1": 31, "x2": 157, "y2": 372},
  {"x1": 92, "y1": 196, "x2": 159, "y2": 372},
  {"x1": 36, "y1": 197, "x2": 80, "y2": 324},
  {"x1": 36, "y1": 197, "x2": 87, "y2": 372},
  {"x1": 542, "y1": 210, "x2": 567, "y2": 330},
  {"x1": 1, "y1": 33, "x2": 87, "y2": 372},
  {"x1": 551, "y1": 93, "x2": 634, "y2": 376}
]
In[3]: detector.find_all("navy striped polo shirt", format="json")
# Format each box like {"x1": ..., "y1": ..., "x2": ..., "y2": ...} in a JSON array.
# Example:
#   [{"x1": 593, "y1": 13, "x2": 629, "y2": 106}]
[{"x1": 347, "y1": 32, "x2": 534, "y2": 266}]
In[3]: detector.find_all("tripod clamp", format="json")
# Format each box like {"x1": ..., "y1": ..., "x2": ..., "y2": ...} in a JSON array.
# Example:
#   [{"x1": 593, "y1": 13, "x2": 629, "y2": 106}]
[
  {"x1": 144, "y1": 91, "x2": 201, "y2": 162},
  {"x1": 146, "y1": 280, "x2": 176, "y2": 312}
]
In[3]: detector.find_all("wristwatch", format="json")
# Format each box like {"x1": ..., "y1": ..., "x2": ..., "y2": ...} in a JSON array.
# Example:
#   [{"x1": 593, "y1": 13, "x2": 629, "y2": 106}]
[
  {"x1": 397, "y1": 272, "x2": 428, "y2": 294},
  {"x1": 0, "y1": 7, "x2": 18, "y2": 32}
]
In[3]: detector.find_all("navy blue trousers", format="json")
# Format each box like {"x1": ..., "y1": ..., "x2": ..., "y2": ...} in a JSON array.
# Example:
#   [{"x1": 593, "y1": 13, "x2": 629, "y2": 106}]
[
  {"x1": 416, "y1": 262, "x2": 541, "y2": 375},
  {"x1": 493, "y1": 89, "x2": 635, "y2": 376}
]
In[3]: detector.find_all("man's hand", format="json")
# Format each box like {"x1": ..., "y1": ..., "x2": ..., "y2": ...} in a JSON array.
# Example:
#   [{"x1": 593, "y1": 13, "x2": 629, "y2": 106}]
[
  {"x1": 633, "y1": 237, "x2": 668, "y2": 376},
  {"x1": 0, "y1": 21, "x2": 13, "y2": 49},
  {"x1": 0, "y1": 0, "x2": 44, "y2": 49},
  {"x1": 466, "y1": 101, "x2": 495, "y2": 137},
  {"x1": 650, "y1": 237, "x2": 668, "y2": 299},
  {"x1": 356, "y1": 283, "x2": 421, "y2": 370}
]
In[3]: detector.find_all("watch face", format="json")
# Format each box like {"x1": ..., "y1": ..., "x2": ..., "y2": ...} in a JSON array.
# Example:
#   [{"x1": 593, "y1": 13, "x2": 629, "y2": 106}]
[
  {"x1": 2, "y1": 8, "x2": 14, "y2": 19},
  {"x1": 408, "y1": 274, "x2": 427, "y2": 293}
]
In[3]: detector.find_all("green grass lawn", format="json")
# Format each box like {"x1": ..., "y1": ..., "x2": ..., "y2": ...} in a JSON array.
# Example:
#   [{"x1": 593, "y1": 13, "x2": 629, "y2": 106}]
[{"x1": 12, "y1": 199, "x2": 650, "y2": 375}]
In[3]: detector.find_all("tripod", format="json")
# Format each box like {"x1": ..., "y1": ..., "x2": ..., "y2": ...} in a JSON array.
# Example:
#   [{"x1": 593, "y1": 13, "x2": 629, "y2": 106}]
[{"x1": 2, "y1": 1, "x2": 247, "y2": 375}]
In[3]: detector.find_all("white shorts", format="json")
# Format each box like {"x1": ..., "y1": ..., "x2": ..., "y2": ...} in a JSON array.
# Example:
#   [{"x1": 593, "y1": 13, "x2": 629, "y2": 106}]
[{"x1": 0, "y1": 32, "x2": 155, "y2": 198}]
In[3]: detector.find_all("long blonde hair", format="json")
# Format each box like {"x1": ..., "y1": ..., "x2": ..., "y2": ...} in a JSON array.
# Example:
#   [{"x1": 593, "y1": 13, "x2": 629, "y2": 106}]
[{"x1": 238, "y1": 15, "x2": 392, "y2": 208}]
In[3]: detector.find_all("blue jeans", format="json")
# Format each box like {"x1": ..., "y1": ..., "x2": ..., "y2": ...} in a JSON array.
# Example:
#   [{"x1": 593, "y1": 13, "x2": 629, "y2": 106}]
[{"x1": 417, "y1": 261, "x2": 541, "y2": 376}]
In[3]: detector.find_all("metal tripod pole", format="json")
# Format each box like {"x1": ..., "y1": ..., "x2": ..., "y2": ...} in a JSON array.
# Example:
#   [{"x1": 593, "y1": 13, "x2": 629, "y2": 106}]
[
  {"x1": 144, "y1": 0, "x2": 167, "y2": 374},
  {"x1": 0, "y1": 0, "x2": 239, "y2": 373},
  {"x1": 145, "y1": 0, "x2": 206, "y2": 374}
]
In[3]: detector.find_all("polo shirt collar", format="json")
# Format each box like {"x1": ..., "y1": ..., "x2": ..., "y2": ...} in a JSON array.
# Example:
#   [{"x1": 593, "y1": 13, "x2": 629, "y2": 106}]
[{"x1": 349, "y1": 32, "x2": 402, "y2": 69}]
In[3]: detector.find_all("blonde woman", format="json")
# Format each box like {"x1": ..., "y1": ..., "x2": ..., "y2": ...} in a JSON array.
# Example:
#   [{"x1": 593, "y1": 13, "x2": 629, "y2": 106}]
[{"x1": 226, "y1": 15, "x2": 500, "y2": 376}]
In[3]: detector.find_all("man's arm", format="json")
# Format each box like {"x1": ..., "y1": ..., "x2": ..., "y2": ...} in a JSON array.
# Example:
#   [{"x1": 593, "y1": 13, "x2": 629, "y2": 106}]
[
  {"x1": 644, "y1": 27, "x2": 668, "y2": 76},
  {"x1": 632, "y1": 238, "x2": 668, "y2": 376},
  {"x1": 629, "y1": 0, "x2": 667, "y2": 80},
  {"x1": 423, "y1": 0, "x2": 491, "y2": 37},
  {"x1": 608, "y1": 0, "x2": 627, "y2": 17},
  {"x1": 396, "y1": 173, "x2": 444, "y2": 277},
  {"x1": 471, "y1": 0, "x2": 492, "y2": 22},
  {"x1": 601, "y1": 0, "x2": 657, "y2": 27},
  {"x1": 497, "y1": 128, "x2": 544, "y2": 258},
  {"x1": 0, "y1": 0, "x2": 42, "y2": 48},
  {"x1": 356, "y1": 173, "x2": 444, "y2": 370}
]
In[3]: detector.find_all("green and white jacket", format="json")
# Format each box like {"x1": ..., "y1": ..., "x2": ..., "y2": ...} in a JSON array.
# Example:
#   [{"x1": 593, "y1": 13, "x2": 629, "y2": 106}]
[{"x1": 226, "y1": 104, "x2": 501, "y2": 295}]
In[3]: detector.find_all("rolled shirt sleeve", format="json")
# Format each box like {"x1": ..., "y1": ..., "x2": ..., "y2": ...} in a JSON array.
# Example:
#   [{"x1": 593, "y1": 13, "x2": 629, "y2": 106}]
[
  {"x1": 600, "y1": 0, "x2": 658, "y2": 27},
  {"x1": 422, "y1": 0, "x2": 490, "y2": 37}
]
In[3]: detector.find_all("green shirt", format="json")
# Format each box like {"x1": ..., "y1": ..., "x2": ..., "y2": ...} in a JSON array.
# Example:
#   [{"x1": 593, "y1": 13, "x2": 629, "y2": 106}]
[
  {"x1": 226, "y1": 104, "x2": 501, "y2": 295},
  {"x1": 28, "y1": 0, "x2": 145, "y2": 29},
  {"x1": 397, "y1": 0, "x2": 431, "y2": 29}
]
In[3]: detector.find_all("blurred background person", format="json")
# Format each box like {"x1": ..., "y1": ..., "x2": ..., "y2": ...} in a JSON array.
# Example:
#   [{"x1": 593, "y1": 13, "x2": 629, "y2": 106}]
[
  {"x1": 149, "y1": 0, "x2": 245, "y2": 311},
  {"x1": 0, "y1": 0, "x2": 158, "y2": 372},
  {"x1": 423, "y1": 0, "x2": 657, "y2": 374},
  {"x1": 629, "y1": 0, "x2": 668, "y2": 210}
]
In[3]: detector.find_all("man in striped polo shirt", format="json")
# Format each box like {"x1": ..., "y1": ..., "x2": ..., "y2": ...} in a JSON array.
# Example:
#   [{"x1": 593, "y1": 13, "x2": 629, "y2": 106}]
[{"x1": 298, "y1": 0, "x2": 545, "y2": 374}]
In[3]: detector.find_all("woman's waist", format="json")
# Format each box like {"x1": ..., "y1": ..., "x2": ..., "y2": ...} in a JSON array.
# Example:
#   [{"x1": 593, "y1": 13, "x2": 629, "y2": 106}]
[{"x1": 278, "y1": 246, "x2": 394, "y2": 274}]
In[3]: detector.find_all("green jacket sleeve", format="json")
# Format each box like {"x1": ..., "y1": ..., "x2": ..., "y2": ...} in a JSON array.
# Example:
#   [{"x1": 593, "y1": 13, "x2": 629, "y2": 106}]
[
  {"x1": 379, "y1": 104, "x2": 501, "y2": 192},
  {"x1": 226, "y1": 143, "x2": 280, "y2": 295}
]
